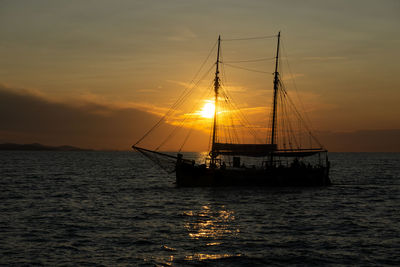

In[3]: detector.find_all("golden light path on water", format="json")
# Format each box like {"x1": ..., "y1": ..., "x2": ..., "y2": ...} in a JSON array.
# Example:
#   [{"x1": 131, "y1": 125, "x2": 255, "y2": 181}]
[
  {"x1": 151, "y1": 204, "x2": 242, "y2": 265},
  {"x1": 182, "y1": 205, "x2": 241, "y2": 262}
]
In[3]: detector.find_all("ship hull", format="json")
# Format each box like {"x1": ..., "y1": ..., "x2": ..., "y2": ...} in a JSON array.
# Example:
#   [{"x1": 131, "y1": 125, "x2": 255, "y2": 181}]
[{"x1": 176, "y1": 162, "x2": 331, "y2": 187}]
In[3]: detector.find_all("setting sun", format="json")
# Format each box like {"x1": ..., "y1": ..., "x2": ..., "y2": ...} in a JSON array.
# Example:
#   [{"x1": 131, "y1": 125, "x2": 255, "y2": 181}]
[{"x1": 200, "y1": 101, "x2": 215, "y2": 119}]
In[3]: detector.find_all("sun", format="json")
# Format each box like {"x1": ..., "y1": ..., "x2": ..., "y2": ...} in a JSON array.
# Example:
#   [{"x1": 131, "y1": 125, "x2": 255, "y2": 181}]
[{"x1": 200, "y1": 101, "x2": 215, "y2": 119}]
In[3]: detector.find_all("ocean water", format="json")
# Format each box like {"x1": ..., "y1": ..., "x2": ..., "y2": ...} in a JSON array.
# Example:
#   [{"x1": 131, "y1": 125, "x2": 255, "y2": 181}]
[{"x1": 0, "y1": 151, "x2": 399, "y2": 266}]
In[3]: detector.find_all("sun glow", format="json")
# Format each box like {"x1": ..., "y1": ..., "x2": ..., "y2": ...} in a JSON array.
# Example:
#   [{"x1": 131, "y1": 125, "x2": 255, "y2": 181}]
[{"x1": 200, "y1": 101, "x2": 215, "y2": 119}]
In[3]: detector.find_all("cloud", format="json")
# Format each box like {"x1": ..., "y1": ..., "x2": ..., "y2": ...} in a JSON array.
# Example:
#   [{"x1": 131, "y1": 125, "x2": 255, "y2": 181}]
[
  {"x1": 167, "y1": 27, "x2": 197, "y2": 41},
  {"x1": 0, "y1": 84, "x2": 209, "y2": 151},
  {"x1": 166, "y1": 80, "x2": 191, "y2": 88},
  {"x1": 281, "y1": 73, "x2": 305, "y2": 81},
  {"x1": 135, "y1": 89, "x2": 161, "y2": 93},
  {"x1": 222, "y1": 85, "x2": 248, "y2": 93},
  {"x1": 302, "y1": 56, "x2": 347, "y2": 61}
]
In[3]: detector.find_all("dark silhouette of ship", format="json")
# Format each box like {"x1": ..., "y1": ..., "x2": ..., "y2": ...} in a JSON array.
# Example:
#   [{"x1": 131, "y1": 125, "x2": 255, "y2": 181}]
[{"x1": 133, "y1": 32, "x2": 331, "y2": 187}]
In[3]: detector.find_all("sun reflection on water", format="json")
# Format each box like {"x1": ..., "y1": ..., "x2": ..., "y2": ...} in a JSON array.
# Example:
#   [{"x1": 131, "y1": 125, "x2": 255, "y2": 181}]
[
  {"x1": 148, "y1": 204, "x2": 241, "y2": 265},
  {"x1": 181, "y1": 204, "x2": 241, "y2": 263},
  {"x1": 184, "y1": 205, "x2": 239, "y2": 240},
  {"x1": 185, "y1": 253, "x2": 242, "y2": 261}
]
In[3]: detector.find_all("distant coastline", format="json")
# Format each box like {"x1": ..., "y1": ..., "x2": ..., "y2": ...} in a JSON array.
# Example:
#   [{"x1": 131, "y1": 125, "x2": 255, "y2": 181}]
[{"x1": 0, "y1": 143, "x2": 93, "y2": 151}]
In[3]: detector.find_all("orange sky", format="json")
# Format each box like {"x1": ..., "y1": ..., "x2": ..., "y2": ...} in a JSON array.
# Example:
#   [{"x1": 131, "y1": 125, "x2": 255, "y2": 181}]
[{"x1": 0, "y1": 0, "x2": 399, "y2": 151}]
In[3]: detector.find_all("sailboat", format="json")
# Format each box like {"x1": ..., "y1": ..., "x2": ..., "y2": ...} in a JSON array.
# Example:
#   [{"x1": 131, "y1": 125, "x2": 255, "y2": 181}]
[{"x1": 133, "y1": 32, "x2": 331, "y2": 187}]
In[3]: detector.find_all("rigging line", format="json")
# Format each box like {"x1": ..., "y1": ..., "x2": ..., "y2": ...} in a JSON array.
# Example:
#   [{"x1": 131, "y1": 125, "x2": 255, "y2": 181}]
[
  {"x1": 228, "y1": 106, "x2": 241, "y2": 144},
  {"x1": 180, "y1": 82, "x2": 215, "y2": 152},
  {"x1": 221, "y1": 72, "x2": 259, "y2": 142},
  {"x1": 280, "y1": 83, "x2": 301, "y2": 149},
  {"x1": 207, "y1": 105, "x2": 214, "y2": 154},
  {"x1": 284, "y1": 102, "x2": 298, "y2": 150},
  {"x1": 223, "y1": 63, "x2": 271, "y2": 74},
  {"x1": 225, "y1": 102, "x2": 235, "y2": 145},
  {"x1": 281, "y1": 39, "x2": 315, "y2": 135},
  {"x1": 221, "y1": 91, "x2": 249, "y2": 140},
  {"x1": 226, "y1": 95, "x2": 252, "y2": 142},
  {"x1": 231, "y1": 102, "x2": 260, "y2": 143},
  {"x1": 283, "y1": 90, "x2": 294, "y2": 149},
  {"x1": 278, "y1": 90, "x2": 285, "y2": 149},
  {"x1": 222, "y1": 57, "x2": 275, "y2": 63},
  {"x1": 266, "y1": 92, "x2": 273, "y2": 144},
  {"x1": 283, "y1": 93, "x2": 294, "y2": 150},
  {"x1": 163, "y1": 49, "x2": 217, "y2": 117},
  {"x1": 220, "y1": 49, "x2": 228, "y2": 90},
  {"x1": 219, "y1": 52, "x2": 264, "y2": 144},
  {"x1": 284, "y1": 92, "x2": 297, "y2": 150},
  {"x1": 221, "y1": 92, "x2": 240, "y2": 144},
  {"x1": 281, "y1": 81, "x2": 323, "y2": 148},
  {"x1": 279, "y1": 91, "x2": 287, "y2": 149},
  {"x1": 147, "y1": 64, "x2": 215, "y2": 148},
  {"x1": 268, "y1": 75, "x2": 277, "y2": 144},
  {"x1": 298, "y1": 112, "x2": 303, "y2": 148},
  {"x1": 134, "y1": 41, "x2": 217, "y2": 146},
  {"x1": 281, "y1": 93, "x2": 294, "y2": 150},
  {"x1": 219, "y1": 94, "x2": 233, "y2": 142},
  {"x1": 179, "y1": 126, "x2": 194, "y2": 152},
  {"x1": 230, "y1": 106, "x2": 242, "y2": 144},
  {"x1": 178, "y1": 94, "x2": 213, "y2": 152},
  {"x1": 277, "y1": 90, "x2": 284, "y2": 148},
  {"x1": 135, "y1": 64, "x2": 214, "y2": 147},
  {"x1": 220, "y1": 100, "x2": 231, "y2": 144},
  {"x1": 222, "y1": 35, "x2": 277, "y2": 41},
  {"x1": 218, "y1": 99, "x2": 227, "y2": 143},
  {"x1": 222, "y1": 88, "x2": 263, "y2": 143},
  {"x1": 173, "y1": 64, "x2": 215, "y2": 109},
  {"x1": 156, "y1": 79, "x2": 214, "y2": 151},
  {"x1": 217, "y1": 55, "x2": 259, "y2": 141},
  {"x1": 219, "y1": 60, "x2": 263, "y2": 143},
  {"x1": 224, "y1": 99, "x2": 239, "y2": 144},
  {"x1": 281, "y1": 79, "x2": 322, "y2": 147}
]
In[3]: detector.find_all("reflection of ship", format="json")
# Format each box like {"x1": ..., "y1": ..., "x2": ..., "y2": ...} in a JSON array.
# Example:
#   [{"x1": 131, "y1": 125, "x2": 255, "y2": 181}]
[{"x1": 133, "y1": 32, "x2": 331, "y2": 187}]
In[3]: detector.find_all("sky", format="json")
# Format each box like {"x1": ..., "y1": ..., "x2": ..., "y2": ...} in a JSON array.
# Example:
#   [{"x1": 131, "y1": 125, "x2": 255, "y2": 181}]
[{"x1": 0, "y1": 0, "x2": 399, "y2": 151}]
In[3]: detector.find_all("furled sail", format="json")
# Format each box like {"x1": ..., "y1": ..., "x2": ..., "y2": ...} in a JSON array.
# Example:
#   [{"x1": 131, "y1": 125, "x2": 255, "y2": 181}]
[
  {"x1": 273, "y1": 149, "x2": 326, "y2": 157},
  {"x1": 213, "y1": 143, "x2": 277, "y2": 157}
]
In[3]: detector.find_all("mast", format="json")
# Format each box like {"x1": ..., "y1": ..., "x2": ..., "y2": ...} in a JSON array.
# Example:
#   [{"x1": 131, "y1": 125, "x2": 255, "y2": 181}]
[
  {"x1": 270, "y1": 32, "x2": 280, "y2": 163},
  {"x1": 210, "y1": 35, "x2": 221, "y2": 166}
]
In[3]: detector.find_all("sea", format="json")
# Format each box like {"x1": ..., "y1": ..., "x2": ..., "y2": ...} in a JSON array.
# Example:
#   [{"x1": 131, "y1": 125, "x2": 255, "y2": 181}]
[{"x1": 0, "y1": 151, "x2": 399, "y2": 266}]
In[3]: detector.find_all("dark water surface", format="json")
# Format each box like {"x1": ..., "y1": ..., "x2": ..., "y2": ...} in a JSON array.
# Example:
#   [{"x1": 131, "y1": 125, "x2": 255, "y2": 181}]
[{"x1": 1, "y1": 152, "x2": 399, "y2": 266}]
